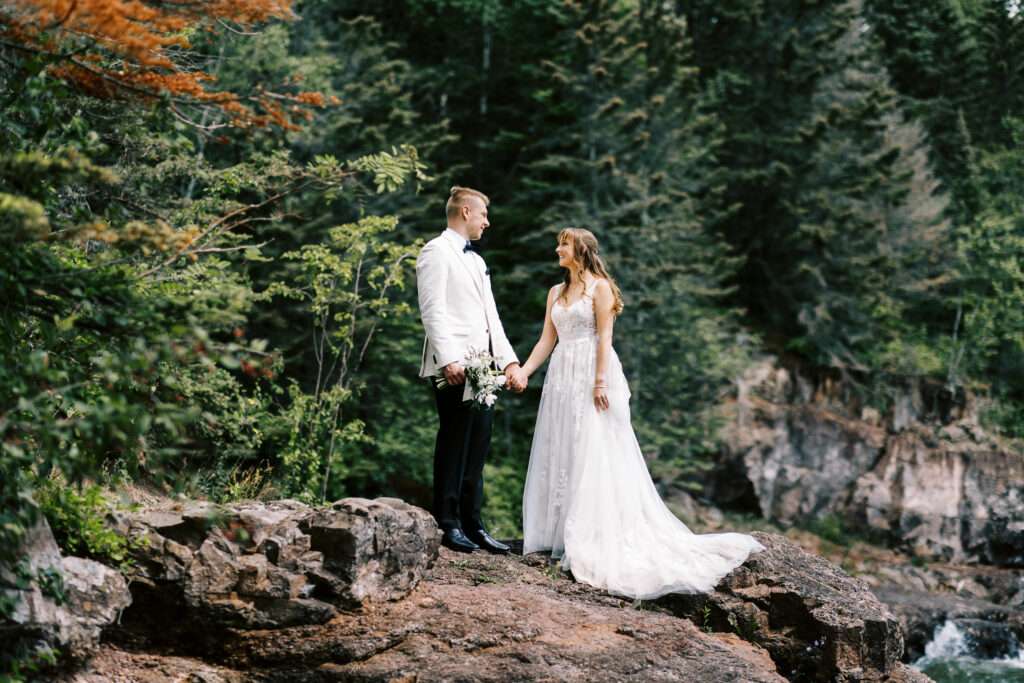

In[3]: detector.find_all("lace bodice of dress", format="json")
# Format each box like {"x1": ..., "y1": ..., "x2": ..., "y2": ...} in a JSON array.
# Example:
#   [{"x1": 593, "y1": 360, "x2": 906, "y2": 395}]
[{"x1": 551, "y1": 281, "x2": 598, "y2": 342}]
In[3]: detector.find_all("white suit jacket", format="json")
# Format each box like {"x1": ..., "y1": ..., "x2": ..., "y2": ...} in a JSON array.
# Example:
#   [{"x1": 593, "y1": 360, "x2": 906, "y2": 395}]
[{"x1": 416, "y1": 230, "x2": 518, "y2": 378}]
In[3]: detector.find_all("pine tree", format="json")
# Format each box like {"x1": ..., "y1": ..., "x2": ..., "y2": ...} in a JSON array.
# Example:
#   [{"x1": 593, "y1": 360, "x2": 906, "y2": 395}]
[
  {"x1": 960, "y1": 1, "x2": 1024, "y2": 150},
  {"x1": 862, "y1": 0, "x2": 987, "y2": 215},
  {"x1": 864, "y1": 0, "x2": 1024, "y2": 400},
  {"x1": 675, "y1": 0, "x2": 950, "y2": 371},
  {"x1": 514, "y1": 0, "x2": 750, "y2": 475}
]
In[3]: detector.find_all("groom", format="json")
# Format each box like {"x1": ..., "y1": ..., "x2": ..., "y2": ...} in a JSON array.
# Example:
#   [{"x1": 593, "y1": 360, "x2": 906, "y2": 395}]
[{"x1": 417, "y1": 186, "x2": 526, "y2": 553}]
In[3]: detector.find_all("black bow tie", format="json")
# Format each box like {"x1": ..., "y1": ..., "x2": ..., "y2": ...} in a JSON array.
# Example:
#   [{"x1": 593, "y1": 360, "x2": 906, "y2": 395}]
[{"x1": 463, "y1": 241, "x2": 476, "y2": 253}]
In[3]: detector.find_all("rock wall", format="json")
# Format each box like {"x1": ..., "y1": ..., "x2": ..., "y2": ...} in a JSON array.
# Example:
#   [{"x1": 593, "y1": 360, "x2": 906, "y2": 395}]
[
  {"x1": 709, "y1": 357, "x2": 1024, "y2": 566},
  {"x1": 848, "y1": 431, "x2": 1024, "y2": 564}
]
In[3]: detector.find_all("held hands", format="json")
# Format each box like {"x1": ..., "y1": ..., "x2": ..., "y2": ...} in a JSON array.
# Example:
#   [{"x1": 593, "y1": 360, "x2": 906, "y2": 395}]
[
  {"x1": 445, "y1": 360, "x2": 527, "y2": 393},
  {"x1": 504, "y1": 363, "x2": 527, "y2": 393}
]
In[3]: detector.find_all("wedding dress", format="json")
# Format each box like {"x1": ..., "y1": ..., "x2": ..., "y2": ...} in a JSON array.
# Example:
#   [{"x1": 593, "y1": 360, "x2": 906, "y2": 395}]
[{"x1": 521, "y1": 280, "x2": 764, "y2": 599}]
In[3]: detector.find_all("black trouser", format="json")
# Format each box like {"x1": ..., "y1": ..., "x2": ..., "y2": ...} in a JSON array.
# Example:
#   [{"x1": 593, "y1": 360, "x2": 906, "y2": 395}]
[{"x1": 431, "y1": 380, "x2": 493, "y2": 532}]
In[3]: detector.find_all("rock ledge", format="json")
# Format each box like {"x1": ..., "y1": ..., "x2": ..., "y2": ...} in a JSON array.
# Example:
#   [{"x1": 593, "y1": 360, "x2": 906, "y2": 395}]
[{"x1": 106, "y1": 497, "x2": 440, "y2": 644}]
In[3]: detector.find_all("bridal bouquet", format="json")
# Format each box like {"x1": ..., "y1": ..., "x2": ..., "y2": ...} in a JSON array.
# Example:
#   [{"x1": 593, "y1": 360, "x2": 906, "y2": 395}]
[{"x1": 437, "y1": 348, "x2": 505, "y2": 408}]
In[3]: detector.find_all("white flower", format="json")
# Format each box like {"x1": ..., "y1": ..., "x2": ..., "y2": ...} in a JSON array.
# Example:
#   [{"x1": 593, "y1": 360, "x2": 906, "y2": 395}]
[{"x1": 436, "y1": 347, "x2": 505, "y2": 409}]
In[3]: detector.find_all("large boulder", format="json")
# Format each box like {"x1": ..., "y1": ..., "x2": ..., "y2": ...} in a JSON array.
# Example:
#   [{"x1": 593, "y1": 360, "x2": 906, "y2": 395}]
[
  {"x1": 106, "y1": 497, "x2": 441, "y2": 645},
  {"x1": 302, "y1": 497, "x2": 442, "y2": 605},
  {"x1": 60, "y1": 556, "x2": 132, "y2": 643},
  {"x1": 0, "y1": 513, "x2": 131, "y2": 669},
  {"x1": 659, "y1": 532, "x2": 906, "y2": 682}
]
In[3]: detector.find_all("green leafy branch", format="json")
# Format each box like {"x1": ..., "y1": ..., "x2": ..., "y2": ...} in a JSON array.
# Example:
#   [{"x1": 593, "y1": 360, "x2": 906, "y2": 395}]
[{"x1": 261, "y1": 215, "x2": 424, "y2": 502}]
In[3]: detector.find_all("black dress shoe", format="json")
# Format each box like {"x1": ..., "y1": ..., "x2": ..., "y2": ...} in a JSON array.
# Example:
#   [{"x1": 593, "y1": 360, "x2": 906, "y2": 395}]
[
  {"x1": 441, "y1": 528, "x2": 480, "y2": 553},
  {"x1": 466, "y1": 528, "x2": 510, "y2": 555}
]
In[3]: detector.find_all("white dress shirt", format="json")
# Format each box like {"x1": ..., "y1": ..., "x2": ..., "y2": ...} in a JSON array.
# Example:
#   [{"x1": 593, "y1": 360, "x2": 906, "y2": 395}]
[{"x1": 443, "y1": 228, "x2": 485, "y2": 290}]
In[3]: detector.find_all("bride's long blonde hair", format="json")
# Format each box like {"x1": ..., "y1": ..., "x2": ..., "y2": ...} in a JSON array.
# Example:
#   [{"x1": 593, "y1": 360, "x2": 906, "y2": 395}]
[{"x1": 557, "y1": 227, "x2": 624, "y2": 316}]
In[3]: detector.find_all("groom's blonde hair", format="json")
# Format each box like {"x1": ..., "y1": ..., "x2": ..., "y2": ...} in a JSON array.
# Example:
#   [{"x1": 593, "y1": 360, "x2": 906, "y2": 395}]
[{"x1": 446, "y1": 186, "x2": 489, "y2": 220}]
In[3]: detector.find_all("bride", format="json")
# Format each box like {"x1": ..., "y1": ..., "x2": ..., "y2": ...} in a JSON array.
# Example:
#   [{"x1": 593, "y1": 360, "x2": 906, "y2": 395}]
[{"x1": 519, "y1": 227, "x2": 763, "y2": 599}]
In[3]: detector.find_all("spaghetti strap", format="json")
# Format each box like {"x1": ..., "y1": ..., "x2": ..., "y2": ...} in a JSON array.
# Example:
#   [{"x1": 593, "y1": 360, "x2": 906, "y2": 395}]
[{"x1": 556, "y1": 279, "x2": 599, "y2": 306}]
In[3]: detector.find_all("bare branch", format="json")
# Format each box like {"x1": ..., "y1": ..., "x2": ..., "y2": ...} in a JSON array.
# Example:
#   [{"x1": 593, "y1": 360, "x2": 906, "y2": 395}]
[
  {"x1": 216, "y1": 18, "x2": 262, "y2": 35},
  {"x1": 140, "y1": 179, "x2": 317, "y2": 277},
  {"x1": 104, "y1": 193, "x2": 172, "y2": 223},
  {"x1": 186, "y1": 239, "x2": 271, "y2": 255}
]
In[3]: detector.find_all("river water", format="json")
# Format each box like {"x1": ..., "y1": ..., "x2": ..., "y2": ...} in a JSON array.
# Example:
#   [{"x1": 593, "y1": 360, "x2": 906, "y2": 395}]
[{"x1": 915, "y1": 621, "x2": 1024, "y2": 682}]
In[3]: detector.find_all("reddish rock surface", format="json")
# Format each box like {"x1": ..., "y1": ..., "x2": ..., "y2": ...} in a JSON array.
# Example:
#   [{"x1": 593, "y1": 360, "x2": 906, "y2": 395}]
[
  {"x1": 42, "y1": 491, "x2": 929, "y2": 683},
  {"x1": 55, "y1": 538, "x2": 932, "y2": 682},
  {"x1": 58, "y1": 543, "x2": 788, "y2": 682}
]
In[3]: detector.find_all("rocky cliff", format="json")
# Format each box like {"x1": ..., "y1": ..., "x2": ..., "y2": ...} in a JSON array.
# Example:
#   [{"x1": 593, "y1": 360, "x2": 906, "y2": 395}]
[
  {"x1": 12, "y1": 497, "x2": 931, "y2": 682},
  {"x1": 708, "y1": 356, "x2": 1024, "y2": 566}
]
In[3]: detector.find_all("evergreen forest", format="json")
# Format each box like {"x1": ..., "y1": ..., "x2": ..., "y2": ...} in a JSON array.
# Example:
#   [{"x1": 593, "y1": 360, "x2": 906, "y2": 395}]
[{"x1": 4, "y1": 0, "x2": 1024, "y2": 620}]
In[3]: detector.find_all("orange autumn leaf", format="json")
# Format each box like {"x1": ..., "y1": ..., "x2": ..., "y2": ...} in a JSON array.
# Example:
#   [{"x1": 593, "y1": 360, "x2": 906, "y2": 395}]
[{"x1": 0, "y1": 0, "x2": 328, "y2": 131}]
